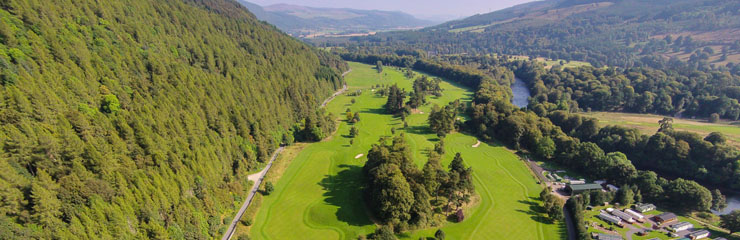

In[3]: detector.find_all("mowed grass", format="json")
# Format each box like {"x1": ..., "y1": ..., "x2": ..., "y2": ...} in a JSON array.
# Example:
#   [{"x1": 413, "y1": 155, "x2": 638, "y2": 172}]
[
  {"x1": 250, "y1": 62, "x2": 565, "y2": 239},
  {"x1": 580, "y1": 111, "x2": 740, "y2": 148}
]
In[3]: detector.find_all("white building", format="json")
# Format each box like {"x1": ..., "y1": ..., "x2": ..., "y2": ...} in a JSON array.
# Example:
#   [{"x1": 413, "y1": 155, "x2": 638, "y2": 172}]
[
  {"x1": 624, "y1": 209, "x2": 644, "y2": 222},
  {"x1": 668, "y1": 222, "x2": 693, "y2": 232},
  {"x1": 688, "y1": 229, "x2": 710, "y2": 239},
  {"x1": 598, "y1": 212, "x2": 622, "y2": 225},
  {"x1": 611, "y1": 209, "x2": 635, "y2": 224}
]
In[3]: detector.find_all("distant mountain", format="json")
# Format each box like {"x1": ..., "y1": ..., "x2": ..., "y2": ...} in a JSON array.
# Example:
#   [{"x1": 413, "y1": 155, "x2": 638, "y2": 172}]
[
  {"x1": 341, "y1": 0, "x2": 740, "y2": 68},
  {"x1": 238, "y1": 1, "x2": 434, "y2": 38}
]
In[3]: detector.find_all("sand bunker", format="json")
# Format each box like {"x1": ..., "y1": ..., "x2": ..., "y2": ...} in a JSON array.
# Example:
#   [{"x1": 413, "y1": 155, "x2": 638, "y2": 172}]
[{"x1": 355, "y1": 154, "x2": 364, "y2": 159}]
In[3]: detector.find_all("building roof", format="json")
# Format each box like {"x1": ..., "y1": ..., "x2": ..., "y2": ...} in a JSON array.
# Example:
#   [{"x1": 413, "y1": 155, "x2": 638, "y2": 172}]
[
  {"x1": 635, "y1": 203, "x2": 655, "y2": 210},
  {"x1": 714, "y1": 238, "x2": 727, "y2": 240},
  {"x1": 567, "y1": 183, "x2": 603, "y2": 191},
  {"x1": 611, "y1": 210, "x2": 633, "y2": 221},
  {"x1": 655, "y1": 212, "x2": 677, "y2": 220},
  {"x1": 597, "y1": 233, "x2": 623, "y2": 240},
  {"x1": 689, "y1": 230, "x2": 710, "y2": 237},
  {"x1": 598, "y1": 212, "x2": 622, "y2": 224},
  {"x1": 670, "y1": 222, "x2": 693, "y2": 229},
  {"x1": 624, "y1": 209, "x2": 644, "y2": 219}
]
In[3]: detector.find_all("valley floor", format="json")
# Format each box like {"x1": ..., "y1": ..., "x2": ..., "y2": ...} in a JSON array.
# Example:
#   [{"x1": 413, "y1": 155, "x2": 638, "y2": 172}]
[{"x1": 248, "y1": 62, "x2": 566, "y2": 239}]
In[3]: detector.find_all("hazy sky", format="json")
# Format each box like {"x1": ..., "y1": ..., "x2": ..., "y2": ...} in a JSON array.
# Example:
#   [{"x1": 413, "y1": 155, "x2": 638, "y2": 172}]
[{"x1": 248, "y1": 0, "x2": 539, "y2": 21}]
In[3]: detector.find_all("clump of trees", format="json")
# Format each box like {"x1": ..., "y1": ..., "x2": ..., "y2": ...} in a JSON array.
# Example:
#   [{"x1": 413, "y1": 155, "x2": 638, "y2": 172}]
[
  {"x1": 540, "y1": 187, "x2": 564, "y2": 222},
  {"x1": 407, "y1": 76, "x2": 442, "y2": 109},
  {"x1": 363, "y1": 135, "x2": 474, "y2": 232},
  {"x1": 428, "y1": 102, "x2": 459, "y2": 138},
  {"x1": 721, "y1": 210, "x2": 740, "y2": 234},
  {"x1": 294, "y1": 109, "x2": 337, "y2": 142},
  {"x1": 384, "y1": 84, "x2": 407, "y2": 115}
]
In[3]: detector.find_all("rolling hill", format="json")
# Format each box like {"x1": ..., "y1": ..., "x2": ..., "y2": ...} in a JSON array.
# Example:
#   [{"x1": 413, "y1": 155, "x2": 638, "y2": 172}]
[
  {"x1": 238, "y1": 1, "x2": 434, "y2": 38},
  {"x1": 338, "y1": 0, "x2": 740, "y2": 69},
  {"x1": 0, "y1": 0, "x2": 345, "y2": 238}
]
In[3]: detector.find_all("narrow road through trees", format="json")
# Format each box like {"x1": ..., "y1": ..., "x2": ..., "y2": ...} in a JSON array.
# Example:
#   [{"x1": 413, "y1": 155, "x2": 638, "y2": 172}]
[
  {"x1": 222, "y1": 146, "x2": 284, "y2": 240},
  {"x1": 222, "y1": 68, "x2": 351, "y2": 240}
]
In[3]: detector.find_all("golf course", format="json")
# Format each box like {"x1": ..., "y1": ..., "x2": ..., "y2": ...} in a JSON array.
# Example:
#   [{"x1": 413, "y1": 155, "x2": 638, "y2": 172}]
[{"x1": 249, "y1": 62, "x2": 566, "y2": 239}]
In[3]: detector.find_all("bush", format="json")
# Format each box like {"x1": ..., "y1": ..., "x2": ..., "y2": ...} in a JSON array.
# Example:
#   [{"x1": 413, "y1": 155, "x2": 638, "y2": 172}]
[
  {"x1": 709, "y1": 113, "x2": 720, "y2": 123},
  {"x1": 435, "y1": 229, "x2": 446, "y2": 240},
  {"x1": 240, "y1": 218, "x2": 252, "y2": 226},
  {"x1": 264, "y1": 181, "x2": 274, "y2": 195}
]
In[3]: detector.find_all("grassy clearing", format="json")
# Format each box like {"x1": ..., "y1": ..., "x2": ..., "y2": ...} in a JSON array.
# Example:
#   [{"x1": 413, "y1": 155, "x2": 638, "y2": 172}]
[
  {"x1": 249, "y1": 62, "x2": 564, "y2": 239},
  {"x1": 508, "y1": 55, "x2": 592, "y2": 69},
  {"x1": 580, "y1": 111, "x2": 740, "y2": 148}
]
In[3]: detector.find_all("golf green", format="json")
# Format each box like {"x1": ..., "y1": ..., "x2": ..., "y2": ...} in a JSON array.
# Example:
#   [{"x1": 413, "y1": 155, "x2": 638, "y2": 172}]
[{"x1": 250, "y1": 62, "x2": 565, "y2": 239}]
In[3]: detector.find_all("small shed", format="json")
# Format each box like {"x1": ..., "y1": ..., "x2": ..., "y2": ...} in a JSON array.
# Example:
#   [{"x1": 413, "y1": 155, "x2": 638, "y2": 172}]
[
  {"x1": 606, "y1": 184, "x2": 619, "y2": 192},
  {"x1": 654, "y1": 212, "x2": 677, "y2": 224},
  {"x1": 688, "y1": 229, "x2": 710, "y2": 239}
]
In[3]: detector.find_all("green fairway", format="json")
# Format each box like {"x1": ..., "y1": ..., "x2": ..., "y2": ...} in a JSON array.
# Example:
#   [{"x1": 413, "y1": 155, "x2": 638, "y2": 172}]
[{"x1": 250, "y1": 62, "x2": 565, "y2": 239}]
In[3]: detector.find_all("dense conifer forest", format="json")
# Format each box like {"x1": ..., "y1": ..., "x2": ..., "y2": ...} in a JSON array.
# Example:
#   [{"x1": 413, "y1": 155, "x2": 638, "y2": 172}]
[{"x1": 0, "y1": 0, "x2": 345, "y2": 238}]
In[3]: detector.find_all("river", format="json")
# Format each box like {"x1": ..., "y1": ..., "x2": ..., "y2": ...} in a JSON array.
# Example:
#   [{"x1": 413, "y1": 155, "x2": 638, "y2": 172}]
[
  {"x1": 713, "y1": 195, "x2": 740, "y2": 215},
  {"x1": 511, "y1": 77, "x2": 531, "y2": 108}
]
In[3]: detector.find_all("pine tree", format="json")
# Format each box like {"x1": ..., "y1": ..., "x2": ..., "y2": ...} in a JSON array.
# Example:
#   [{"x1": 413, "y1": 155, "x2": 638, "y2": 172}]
[{"x1": 31, "y1": 170, "x2": 62, "y2": 229}]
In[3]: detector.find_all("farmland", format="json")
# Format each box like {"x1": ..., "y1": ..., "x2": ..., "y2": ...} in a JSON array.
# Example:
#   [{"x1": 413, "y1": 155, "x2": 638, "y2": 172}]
[
  {"x1": 579, "y1": 112, "x2": 740, "y2": 147},
  {"x1": 247, "y1": 62, "x2": 565, "y2": 239}
]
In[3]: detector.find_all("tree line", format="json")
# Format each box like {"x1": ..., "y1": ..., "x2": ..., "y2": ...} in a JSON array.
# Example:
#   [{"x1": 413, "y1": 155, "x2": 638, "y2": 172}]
[
  {"x1": 513, "y1": 60, "x2": 740, "y2": 120},
  {"x1": 545, "y1": 110, "x2": 740, "y2": 191}
]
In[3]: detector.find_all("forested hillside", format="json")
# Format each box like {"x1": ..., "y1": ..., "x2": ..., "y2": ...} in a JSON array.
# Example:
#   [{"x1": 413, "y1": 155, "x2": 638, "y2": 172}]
[
  {"x1": 0, "y1": 0, "x2": 345, "y2": 238},
  {"x1": 329, "y1": 0, "x2": 740, "y2": 69}
]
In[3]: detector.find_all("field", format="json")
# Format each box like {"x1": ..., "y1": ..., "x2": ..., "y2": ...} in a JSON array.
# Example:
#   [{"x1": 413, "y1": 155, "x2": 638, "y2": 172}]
[
  {"x1": 248, "y1": 62, "x2": 566, "y2": 239},
  {"x1": 508, "y1": 55, "x2": 592, "y2": 69},
  {"x1": 580, "y1": 112, "x2": 740, "y2": 147}
]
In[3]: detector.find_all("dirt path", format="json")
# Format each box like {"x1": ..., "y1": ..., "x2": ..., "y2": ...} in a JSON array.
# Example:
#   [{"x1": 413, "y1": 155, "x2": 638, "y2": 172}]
[{"x1": 222, "y1": 146, "x2": 284, "y2": 240}]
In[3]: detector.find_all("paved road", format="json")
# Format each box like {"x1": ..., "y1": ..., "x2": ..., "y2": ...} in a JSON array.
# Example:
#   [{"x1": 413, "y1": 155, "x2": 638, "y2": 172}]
[
  {"x1": 563, "y1": 206, "x2": 577, "y2": 240},
  {"x1": 222, "y1": 146, "x2": 284, "y2": 240},
  {"x1": 221, "y1": 68, "x2": 351, "y2": 240},
  {"x1": 320, "y1": 69, "x2": 351, "y2": 108}
]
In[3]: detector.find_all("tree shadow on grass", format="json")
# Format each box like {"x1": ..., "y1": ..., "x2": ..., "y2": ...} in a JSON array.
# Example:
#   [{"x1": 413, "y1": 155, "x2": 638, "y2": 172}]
[
  {"x1": 405, "y1": 125, "x2": 433, "y2": 135},
  {"x1": 360, "y1": 107, "x2": 386, "y2": 115},
  {"x1": 516, "y1": 198, "x2": 554, "y2": 224},
  {"x1": 318, "y1": 164, "x2": 373, "y2": 226}
]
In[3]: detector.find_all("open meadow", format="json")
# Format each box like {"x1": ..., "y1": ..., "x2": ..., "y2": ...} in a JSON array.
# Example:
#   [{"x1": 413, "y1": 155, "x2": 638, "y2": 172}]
[
  {"x1": 249, "y1": 62, "x2": 565, "y2": 239},
  {"x1": 580, "y1": 112, "x2": 740, "y2": 147}
]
